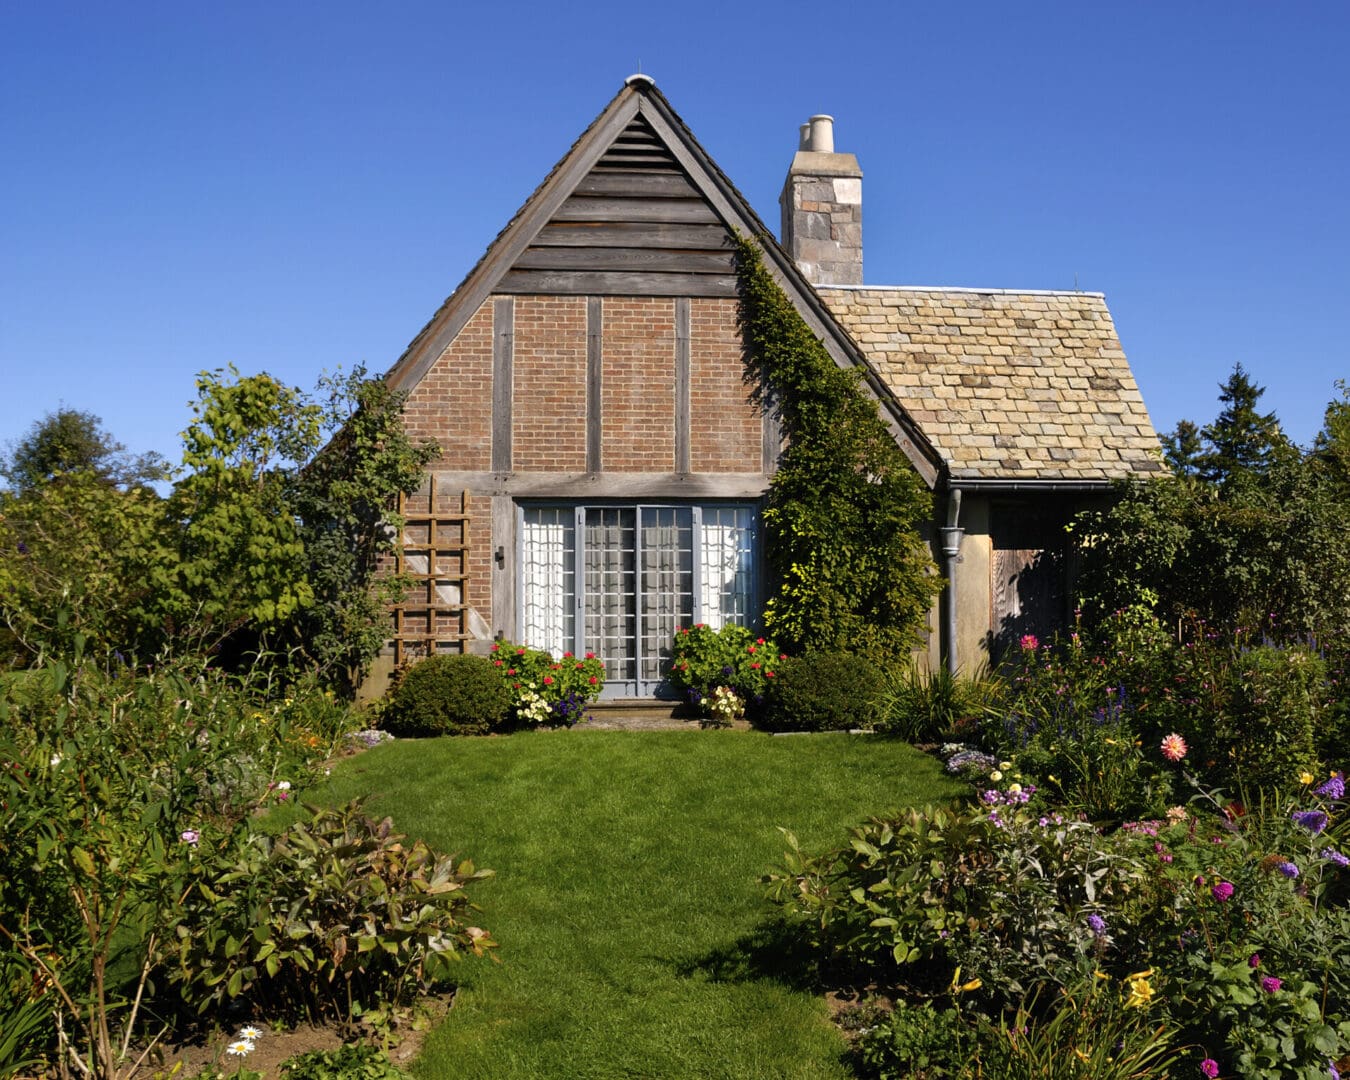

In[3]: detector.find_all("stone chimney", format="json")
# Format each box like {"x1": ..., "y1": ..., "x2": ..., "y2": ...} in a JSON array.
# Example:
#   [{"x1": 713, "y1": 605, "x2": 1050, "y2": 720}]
[{"x1": 779, "y1": 114, "x2": 863, "y2": 285}]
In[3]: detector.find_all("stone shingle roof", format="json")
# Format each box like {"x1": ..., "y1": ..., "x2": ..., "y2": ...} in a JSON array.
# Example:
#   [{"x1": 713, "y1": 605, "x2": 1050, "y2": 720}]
[{"x1": 819, "y1": 286, "x2": 1164, "y2": 483}]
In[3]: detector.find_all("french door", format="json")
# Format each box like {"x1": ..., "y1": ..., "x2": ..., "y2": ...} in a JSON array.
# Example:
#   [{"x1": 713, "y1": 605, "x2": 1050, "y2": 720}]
[{"x1": 519, "y1": 503, "x2": 756, "y2": 696}]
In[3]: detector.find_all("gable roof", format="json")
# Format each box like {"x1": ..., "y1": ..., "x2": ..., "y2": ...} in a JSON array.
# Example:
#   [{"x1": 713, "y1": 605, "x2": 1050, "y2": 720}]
[
  {"x1": 820, "y1": 286, "x2": 1164, "y2": 486},
  {"x1": 383, "y1": 77, "x2": 944, "y2": 486}
]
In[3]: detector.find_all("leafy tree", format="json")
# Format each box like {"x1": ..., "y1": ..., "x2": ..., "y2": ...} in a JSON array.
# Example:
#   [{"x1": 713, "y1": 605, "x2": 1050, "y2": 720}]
[
  {"x1": 286, "y1": 368, "x2": 438, "y2": 687},
  {"x1": 1196, "y1": 363, "x2": 1294, "y2": 488},
  {"x1": 0, "y1": 368, "x2": 436, "y2": 686},
  {"x1": 735, "y1": 236, "x2": 939, "y2": 660},
  {"x1": 0, "y1": 407, "x2": 166, "y2": 493},
  {"x1": 1074, "y1": 379, "x2": 1350, "y2": 649},
  {"x1": 0, "y1": 476, "x2": 170, "y2": 664}
]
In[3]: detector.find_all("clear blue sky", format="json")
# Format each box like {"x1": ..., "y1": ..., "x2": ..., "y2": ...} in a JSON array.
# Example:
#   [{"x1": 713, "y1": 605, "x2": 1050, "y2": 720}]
[{"x1": 3, "y1": 1, "x2": 1347, "y2": 467}]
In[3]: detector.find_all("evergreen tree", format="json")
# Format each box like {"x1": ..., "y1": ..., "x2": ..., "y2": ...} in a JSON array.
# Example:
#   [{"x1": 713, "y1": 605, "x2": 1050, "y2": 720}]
[
  {"x1": 1197, "y1": 363, "x2": 1292, "y2": 487},
  {"x1": 1161, "y1": 419, "x2": 1204, "y2": 477}
]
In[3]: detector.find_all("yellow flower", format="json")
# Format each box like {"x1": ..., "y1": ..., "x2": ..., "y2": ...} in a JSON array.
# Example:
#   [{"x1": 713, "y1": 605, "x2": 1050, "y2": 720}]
[
  {"x1": 1300, "y1": 771, "x2": 1315, "y2": 785},
  {"x1": 989, "y1": 770, "x2": 1003, "y2": 782},
  {"x1": 999, "y1": 761, "x2": 1012, "y2": 771},
  {"x1": 1122, "y1": 969, "x2": 1155, "y2": 1009}
]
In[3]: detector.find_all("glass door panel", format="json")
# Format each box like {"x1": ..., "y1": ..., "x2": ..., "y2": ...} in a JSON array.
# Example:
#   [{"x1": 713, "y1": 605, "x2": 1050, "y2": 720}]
[
  {"x1": 698, "y1": 505, "x2": 753, "y2": 630},
  {"x1": 639, "y1": 507, "x2": 693, "y2": 687},
  {"x1": 520, "y1": 508, "x2": 575, "y2": 657},
  {"x1": 583, "y1": 508, "x2": 636, "y2": 688}
]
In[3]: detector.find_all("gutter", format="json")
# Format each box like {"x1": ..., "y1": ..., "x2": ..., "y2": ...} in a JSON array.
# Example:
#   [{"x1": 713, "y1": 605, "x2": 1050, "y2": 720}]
[
  {"x1": 941, "y1": 477, "x2": 1115, "y2": 495},
  {"x1": 937, "y1": 488, "x2": 964, "y2": 675}
]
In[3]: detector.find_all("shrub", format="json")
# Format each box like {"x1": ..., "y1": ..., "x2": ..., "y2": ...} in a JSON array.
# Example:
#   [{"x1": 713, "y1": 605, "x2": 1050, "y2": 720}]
[
  {"x1": 1209, "y1": 644, "x2": 1325, "y2": 792},
  {"x1": 667, "y1": 623, "x2": 782, "y2": 720},
  {"x1": 488, "y1": 641, "x2": 605, "y2": 726},
  {"x1": 383, "y1": 654, "x2": 511, "y2": 736},
  {"x1": 281, "y1": 1043, "x2": 410, "y2": 1080},
  {"x1": 759, "y1": 651, "x2": 884, "y2": 732},
  {"x1": 876, "y1": 663, "x2": 1003, "y2": 744},
  {"x1": 0, "y1": 655, "x2": 352, "y2": 1079},
  {"x1": 167, "y1": 799, "x2": 496, "y2": 1025},
  {"x1": 767, "y1": 772, "x2": 1350, "y2": 1078}
]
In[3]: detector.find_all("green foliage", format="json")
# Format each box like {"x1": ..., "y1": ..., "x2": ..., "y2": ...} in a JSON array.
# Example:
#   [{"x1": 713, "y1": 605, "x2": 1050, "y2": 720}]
[
  {"x1": 0, "y1": 476, "x2": 170, "y2": 664},
  {"x1": 0, "y1": 982, "x2": 50, "y2": 1080},
  {"x1": 876, "y1": 663, "x2": 1003, "y2": 744},
  {"x1": 968, "y1": 984, "x2": 1184, "y2": 1080},
  {"x1": 760, "y1": 651, "x2": 885, "y2": 732},
  {"x1": 0, "y1": 367, "x2": 435, "y2": 686},
  {"x1": 280, "y1": 1043, "x2": 411, "y2": 1080},
  {"x1": 383, "y1": 654, "x2": 512, "y2": 736},
  {"x1": 488, "y1": 641, "x2": 606, "y2": 726},
  {"x1": 985, "y1": 612, "x2": 1330, "y2": 801},
  {"x1": 767, "y1": 775, "x2": 1350, "y2": 1079},
  {"x1": 154, "y1": 367, "x2": 321, "y2": 646},
  {"x1": 1074, "y1": 378, "x2": 1350, "y2": 668},
  {"x1": 855, "y1": 1001, "x2": 966, "y2": 1079},
  {"x1": 666, "y1": 623, "x2": 782, "y2": 720},
  {"x1": 0, "y1": 407, "x2": 166, "y2": 494},
  {"x1": 1196, "y1": 363, "x2": 1296, "y2": 489},
  {"x1": 0, "y1": 656, "x2": 361, "y2": 1078},
  {"x1": 168, "y1": 800, "x2": 496, "y2": 1025},
  {"x1": 287, "y1": 370, "x2": 439, "y2": 687},
  {"x1": 1210, "y1": 646, "x2": 1325, "y2": 791},
  {"x1": 735, "y1": 237, "x2": 939, "y2": 662}
]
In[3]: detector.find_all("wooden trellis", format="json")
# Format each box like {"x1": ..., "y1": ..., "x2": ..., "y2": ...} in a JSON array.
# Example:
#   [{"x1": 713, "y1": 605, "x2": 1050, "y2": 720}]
[{"x1": 391, "y1": 487, "x2": 472, "y2": 666}]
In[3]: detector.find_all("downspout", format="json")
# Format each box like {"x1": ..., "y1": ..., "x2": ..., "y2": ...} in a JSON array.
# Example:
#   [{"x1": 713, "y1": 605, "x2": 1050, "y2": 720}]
[{"x1": 938, "y1": 488, "x2": 965, "y2": 675}]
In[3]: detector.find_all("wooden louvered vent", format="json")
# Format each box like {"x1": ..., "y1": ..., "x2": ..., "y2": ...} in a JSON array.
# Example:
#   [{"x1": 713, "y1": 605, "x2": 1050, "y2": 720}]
[{"x1": 501, "y1": 115, "x2": 737, "y2": 297}]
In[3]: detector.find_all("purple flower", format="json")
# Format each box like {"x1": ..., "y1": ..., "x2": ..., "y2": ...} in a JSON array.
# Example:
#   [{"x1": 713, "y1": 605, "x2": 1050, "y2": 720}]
[
  {"x1": 1276, "y1": 861, "x2": 1300, "y2": 879},
  {"x1": 1292, "y1": 810, "x2": 1329, "y2": 835},
  {"x1": 1086, "y1": 914, "x2": 1106, "y2": 936},
  {"x1": 16, "y1": 541, "x2": 29, "y2": 555},
  {"x1": 180, "y1": 829, "x2": 200, "y2": 845},
  {"x1": 1249, "y1": 953, "x2": 1261, "y2": 968},
  {"x1": 1314, "y1": 774, "x2": 1345, "y2": 800},
  {"x1": 1260, "y1": 975, "x2": 1282, "y2": 993},
  {"x1": 1320, "y1": 847, "x2": 1349, "y2": 868},
  {"x1": 1211, "y1": 881, "x2": 1234, "y2": 902},
  {"x1": 1200, "y1": 1059, "x2": 1220, "y2": 1079}
]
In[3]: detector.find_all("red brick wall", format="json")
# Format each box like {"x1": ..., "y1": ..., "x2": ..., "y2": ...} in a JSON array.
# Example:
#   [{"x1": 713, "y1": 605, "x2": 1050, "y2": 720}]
[
  {"x1": 513, "y1": 296, "x2": 588, "y2": 471},
  {"x1": 601, "y1": 297, "x2": 675, "y2": 471},
  {"x1": 402, "y1": 301, "x2": 494, "y2": 468},
  {"x1": 689, "y1": 298, "x2": 761, "y2": 471}
]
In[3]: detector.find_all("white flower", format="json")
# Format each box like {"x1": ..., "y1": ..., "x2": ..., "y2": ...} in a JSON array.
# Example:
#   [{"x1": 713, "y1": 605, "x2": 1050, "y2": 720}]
[
  {"x1": 226, "y1": 1040, "x2": 255, "y2": 1057},
  {"x1": 276, "y1": 780, "x2": 291, "y2": 791},
  {"x1": 237, "y1": 1026, "x2": 262, "y2": 1040},
  {"x1": 50, "y1": 753, "x2": 63, "y2": 767}
]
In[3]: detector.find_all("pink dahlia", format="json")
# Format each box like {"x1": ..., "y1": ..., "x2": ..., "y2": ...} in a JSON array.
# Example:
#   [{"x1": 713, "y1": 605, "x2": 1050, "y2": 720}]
[{"x1": 1160, "y1": 733, "x2": 1188, "y2": 762}]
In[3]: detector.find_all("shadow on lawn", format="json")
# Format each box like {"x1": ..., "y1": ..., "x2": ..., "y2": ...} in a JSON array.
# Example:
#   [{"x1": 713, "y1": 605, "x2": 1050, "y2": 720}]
[{"x1": 673, "y1": 915, "x2": 871, "y2": 996}]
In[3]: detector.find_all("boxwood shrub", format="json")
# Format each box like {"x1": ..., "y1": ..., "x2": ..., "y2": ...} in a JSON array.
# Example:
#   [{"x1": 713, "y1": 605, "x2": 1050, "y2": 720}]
[
  {"x1": 383, "y1": 654, "x2": 512, "y2": 736},
  {"x1": 759, "y1": 651, "x2": 885, "y2": 732}
]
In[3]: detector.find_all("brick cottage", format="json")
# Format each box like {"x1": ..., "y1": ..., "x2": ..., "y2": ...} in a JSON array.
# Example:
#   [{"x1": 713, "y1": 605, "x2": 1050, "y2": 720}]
[{"x1": 365, "y1": 76, "x2": 1161, "y2": 699}]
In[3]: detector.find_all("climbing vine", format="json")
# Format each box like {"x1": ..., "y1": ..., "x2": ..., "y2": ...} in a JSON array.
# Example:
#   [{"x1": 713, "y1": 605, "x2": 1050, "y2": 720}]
[{"x1": 735, "y1": 235, "x2": 939, "y2": 661}]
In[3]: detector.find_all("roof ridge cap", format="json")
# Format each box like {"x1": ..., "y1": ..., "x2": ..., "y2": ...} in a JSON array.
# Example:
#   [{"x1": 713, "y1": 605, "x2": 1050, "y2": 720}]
[{"x1": 818, "y1": 284, "x2": 1108, "y2": 299}]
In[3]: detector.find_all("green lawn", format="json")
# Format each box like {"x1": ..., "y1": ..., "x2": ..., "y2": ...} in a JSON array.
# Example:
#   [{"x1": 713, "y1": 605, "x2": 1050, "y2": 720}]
[{"x1": 316, "y1": 729, "x2": 962, "y2": 1079}]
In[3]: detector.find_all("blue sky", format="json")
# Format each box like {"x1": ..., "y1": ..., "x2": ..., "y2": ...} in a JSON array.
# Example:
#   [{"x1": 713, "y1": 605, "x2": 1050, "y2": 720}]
[{"x1": 3, "y1": 1, "x2": 1347, "y2": 468}]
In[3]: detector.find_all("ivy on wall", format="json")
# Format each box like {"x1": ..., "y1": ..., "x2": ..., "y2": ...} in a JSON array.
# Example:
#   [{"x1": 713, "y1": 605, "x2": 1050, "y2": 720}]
[{"x1": 735, "y1": 236, "x2": 940, "y2": 661}]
